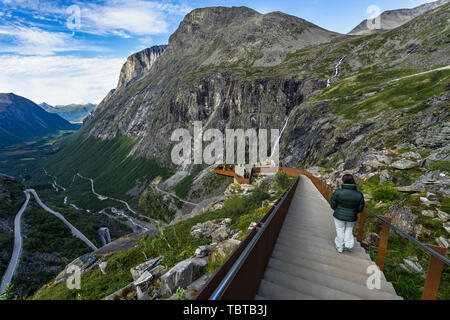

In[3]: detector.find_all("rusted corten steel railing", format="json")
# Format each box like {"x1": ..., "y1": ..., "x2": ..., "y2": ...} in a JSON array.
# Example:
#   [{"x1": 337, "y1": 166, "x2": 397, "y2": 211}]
[
  {"x1": 282, "y1": 167, "x2": 449, "y2": 301},
  {"x1": 214, "y1": 167, "x2": 253, "y2": 184},
  {"x1": 193, "y1": 176, "x2": 299, "y2": 300}
]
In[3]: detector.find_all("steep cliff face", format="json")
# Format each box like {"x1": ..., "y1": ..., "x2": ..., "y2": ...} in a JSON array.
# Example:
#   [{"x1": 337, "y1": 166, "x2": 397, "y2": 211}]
[
  {"x1": 349, "y1": 0, "x2": 448, "y2": 35},
  {"x1": 76, "y1": 5, "x2": 448, "y2": 173},
  {"x1": 116, "y1": 45, "x2": 167, "y2": 90},
  {"x1": 82, "y1": 6, "x2": 340, "y2": 164}
]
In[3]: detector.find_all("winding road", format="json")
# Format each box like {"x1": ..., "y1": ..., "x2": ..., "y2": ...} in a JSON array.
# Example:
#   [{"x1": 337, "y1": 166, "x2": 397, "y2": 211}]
[{"x1": 0, "y1": 189, "x2": 97, "y2": 295}]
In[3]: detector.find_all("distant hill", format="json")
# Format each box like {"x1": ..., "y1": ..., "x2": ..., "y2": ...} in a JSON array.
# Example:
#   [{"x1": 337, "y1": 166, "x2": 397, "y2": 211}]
[
  {"x1": 349, "y1": 0, "x2": 449, "y2": 35},
  {"x1": 0, "y1": 93, "x2": 78, "y2": 147},
  {"x1": 39, "y1": 103, "x2": 96, "y2": 124}
]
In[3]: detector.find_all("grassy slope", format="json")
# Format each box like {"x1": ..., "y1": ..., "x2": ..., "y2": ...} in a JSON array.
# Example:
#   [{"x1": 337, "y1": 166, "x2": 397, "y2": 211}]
[
  {"x1": 34, "y1": 133, "x2": 174, "y2": 210},
  {"x1": 33, "y1": 177, "x2": 292, "y2": 300},
  {"x1": 358, "y1": 174, "x2": 449, "y2": 300}
]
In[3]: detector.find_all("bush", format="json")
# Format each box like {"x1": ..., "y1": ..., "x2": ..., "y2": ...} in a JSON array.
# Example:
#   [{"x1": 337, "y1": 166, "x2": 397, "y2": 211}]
[
  {"x1": 372, "y1": 182, "x2": 400, "y2": 203},
  {"x1": 247, "y1": 186, "x2": 270, "y2": 208},
  {"x1": 223, "y1": 197, "x2": 248, "y2": 215},
  {"x1": 138, "y1": 189, "x2": 175, "y2": 223},
  {"x1": 275, "y1": 172, "x2": 290, "y2": 190}
]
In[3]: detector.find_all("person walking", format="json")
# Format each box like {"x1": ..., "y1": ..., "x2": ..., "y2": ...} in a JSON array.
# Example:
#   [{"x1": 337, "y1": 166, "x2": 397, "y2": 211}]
[{"x1": 330, "y1": 174, "x2": 365, "y2": 253}]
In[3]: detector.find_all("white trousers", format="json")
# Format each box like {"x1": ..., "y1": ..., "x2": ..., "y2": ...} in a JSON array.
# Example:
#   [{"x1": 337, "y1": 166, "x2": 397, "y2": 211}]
[{"x1": 334, "y1": 218, "x2": 355, "y2": 250}]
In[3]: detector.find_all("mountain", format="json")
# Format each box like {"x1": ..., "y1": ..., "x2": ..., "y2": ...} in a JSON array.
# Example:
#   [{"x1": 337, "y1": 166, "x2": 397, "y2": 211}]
[
  {"x1": 82, "y1": 6, "x2": 340, "y2": 154},
  {"x1": 39, "y1": 103, "x2": 96, "y2": 124},
  {"x1": 349, "y1": 0, "x2": 449, "y2": 35},
  {"x1": 0, "y1": 93, "x2": 78, "y2": 147},
  {"x1": 43, "y1": 4, "x2": 449, "y2": 200},
  {"x1": 32, "y1": 4, "x2": 450, "y2": 301},
  {"x1": 116, "y1": 45, "x2": 167, "y2": 90}
]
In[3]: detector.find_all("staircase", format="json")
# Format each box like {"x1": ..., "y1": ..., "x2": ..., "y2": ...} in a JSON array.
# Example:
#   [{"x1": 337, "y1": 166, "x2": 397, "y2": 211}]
[{"x1": 256, "y1": 175, "x2": 402, "y2": 300}]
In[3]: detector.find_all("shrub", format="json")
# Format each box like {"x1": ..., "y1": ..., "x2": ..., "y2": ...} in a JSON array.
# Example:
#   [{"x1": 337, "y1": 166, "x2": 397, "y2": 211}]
[
  {"x1": 223, "y1": 196, "x2": 248, "y2": 215},
  {"x1": 372, "y1": 182, "x2": 400, "y2": 203},
  {"x1": 275, "y1": 172, "x2": 290, "y2": 190},
  {"x1": 138, "y1": 189, "x2": 175, "y2": 223},
  {"x1": 247, "y1": 186, "x2": 270, "y2": 209}
]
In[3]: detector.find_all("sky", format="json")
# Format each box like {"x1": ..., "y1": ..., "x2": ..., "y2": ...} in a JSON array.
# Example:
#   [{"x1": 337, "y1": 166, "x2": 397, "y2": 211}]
[{"x1": 0, "y1": 0, "x2": 436, "y2": 105}]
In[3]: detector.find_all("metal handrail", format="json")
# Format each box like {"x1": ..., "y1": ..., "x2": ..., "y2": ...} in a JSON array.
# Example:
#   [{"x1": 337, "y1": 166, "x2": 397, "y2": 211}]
[
  {"x1": 209, "y1": 177, "x2": 298, "y2": 300},
  {"x1": 299, "y1": 168, "x2": 449, "y2": 266},
  {"x1": 364, "y1": 207, "x2": 450, "y2": 266}
]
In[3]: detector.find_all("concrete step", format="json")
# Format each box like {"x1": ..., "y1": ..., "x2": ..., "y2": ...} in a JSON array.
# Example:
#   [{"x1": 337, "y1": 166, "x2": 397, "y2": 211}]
[
  {"x1": 263, "y1": 267, "x2": 362, "y2": 300},
  {"x1": 257, "y1": 279, "x2": 318, "y2": 300},
  {"x1": 267, "y1": 257, "x2": 400, "y2": 299}
]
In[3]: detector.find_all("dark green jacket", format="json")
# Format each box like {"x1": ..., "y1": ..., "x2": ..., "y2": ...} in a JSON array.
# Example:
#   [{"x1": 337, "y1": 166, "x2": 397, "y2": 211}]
[{"x1": 330, "y1": 184, "x2": 365, "y2": 222}]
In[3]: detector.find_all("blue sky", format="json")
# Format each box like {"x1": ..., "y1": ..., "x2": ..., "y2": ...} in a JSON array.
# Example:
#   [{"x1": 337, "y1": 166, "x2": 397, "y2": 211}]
[{"x1": 0, "y1": 0, "x2": 435, "y2": 105}]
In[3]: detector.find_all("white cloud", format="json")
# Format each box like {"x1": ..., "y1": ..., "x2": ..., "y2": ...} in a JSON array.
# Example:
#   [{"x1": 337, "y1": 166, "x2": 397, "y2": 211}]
[
  {"x1": 0, "y1": 25, "x2": 104, "y2": 55},
  {"x1": 1, "y1": 0, "x2": 192, "y2": 37},
  {"x1": 0, "y1": 54, "x2": 126, "y2": 105}
]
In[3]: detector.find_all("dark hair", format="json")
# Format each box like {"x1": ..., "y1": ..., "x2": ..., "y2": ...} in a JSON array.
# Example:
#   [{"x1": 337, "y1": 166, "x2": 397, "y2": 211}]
[{"x1": 342, "y1": 174, "x2": 356, "y2": 185}]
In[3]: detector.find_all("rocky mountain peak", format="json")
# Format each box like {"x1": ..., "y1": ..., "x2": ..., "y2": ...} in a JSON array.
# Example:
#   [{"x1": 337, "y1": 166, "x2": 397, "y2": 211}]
[
  {"x1": 349, "y1": 0, "x2": 449, "y2": 34},
  {"x1": 116, "y1": 45, "x2": 168, "y2": 90}
]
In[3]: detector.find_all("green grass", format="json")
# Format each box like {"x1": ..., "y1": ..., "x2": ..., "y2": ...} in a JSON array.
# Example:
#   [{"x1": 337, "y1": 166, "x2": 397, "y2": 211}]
[
  {"x1": 174, "y1": 167, "x2": 202, "y2": 199},
  {"x1": 32, "y1": 181, "x2": 289, "y2": 300},
  {"x1": 32, "y1": 134, "x2": 174, "y2": 209}
]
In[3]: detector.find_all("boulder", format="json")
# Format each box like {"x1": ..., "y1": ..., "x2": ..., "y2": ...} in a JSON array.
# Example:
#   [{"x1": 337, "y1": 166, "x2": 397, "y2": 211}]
[
  {"x1": 194, "y1": 246, "x2": 209, "y2": 258},
  {"x1": 185, "y1": 274, "x2": 211, "y2": 299},
  {"x1": 248, "y1": 222, "x2": 258, "y2": 230},
  {"x1": 436, "y1": 210, "x2": 450, "y2": 222},
  {"x1": 385, "y1": 201, "x2": 417, "y2": 236},
  {"x1": 443, "y1": 222, "x2": 450, "y2": 234},
  {"x1": 159, "y1": 258, "x2": 208, "y2": 298},
  {"x1": 190, "y1": 221, "x2": 221, "y2": 239},
  {"x1": 149, "y1": 265, "x2": 168, "y2": 278},
  {"x1": 391, "y1": 159, "x2": 418, "y2": 170},
  {"x1": 136, "y1": 286, "x2": 150, "y2": 300},
  {"x1": 395, "y1": 186, "x2": 425, "y2": 194},
  {"x1": 426, "y1": 192, "x2": 438, "y2": 201},
  {"x1": 398, "y1": 256, "x2": 424, "y2": 274},
  {"x1": 134, "y1": 271, "x2": 153, "y2": 290},
  {"x1": 362, "y1": 232, "x2": 380, "y2": 247},
  {"x1": 414, "y1": 224, "x2": 432, "y2": 240},
  {"x1": 379, "y1": 170, "x2": 391, "y2": 184},
  {"x1": 421, "y1": 210, "x2": 436, "y2": 218},
  {"x1": 211, "y1": 225, "x2": 232, "y2": 242},
  {"x1": 103, "y1": 282, "x2": 138, "y2": 300},
  {"x1": 420, "y1": 197, "x2": 440, "y2": 206},
  {"x1": 402, "y1": 152, "x2": 421, "y2": 160},
  {"x1": 130, "y1": 256, "x2": 161, "y2": 281},
  {"x1": 214, "y1": 239, "x2": 241, "y2": 258},
  {"x1": 221, "y1": 218, "x2": 232, "y2": 226},
  {"x1": 436, "y1": 237, "x2": 450, "y2": 249}
]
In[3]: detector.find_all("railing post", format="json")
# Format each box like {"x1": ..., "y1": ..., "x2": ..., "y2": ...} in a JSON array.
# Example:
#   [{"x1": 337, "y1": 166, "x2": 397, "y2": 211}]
[
  {"x1": 357, "y1": 209, "x2": 367, "y2": 244},
  {"x1": 422, "y1": 244, "x2": 447, "y2": 300},
  {"x1": 376, "y1": 216, "x2": 392, "y2": 271}
]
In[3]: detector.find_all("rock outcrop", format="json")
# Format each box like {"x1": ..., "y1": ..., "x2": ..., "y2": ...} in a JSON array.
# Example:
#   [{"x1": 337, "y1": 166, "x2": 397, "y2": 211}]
[{"x1": 116, "y1": 45, "x2": 167, "y2": 90}]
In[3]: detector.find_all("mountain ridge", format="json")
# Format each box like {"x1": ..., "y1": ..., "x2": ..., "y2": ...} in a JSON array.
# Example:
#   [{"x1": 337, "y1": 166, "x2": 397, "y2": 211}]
[
  {"x1": 349, "y1": 0, "x2": 449, "y2": 35},
  {"x1": 0, "y1": 93, "x2": 78, "y2": 147}
]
